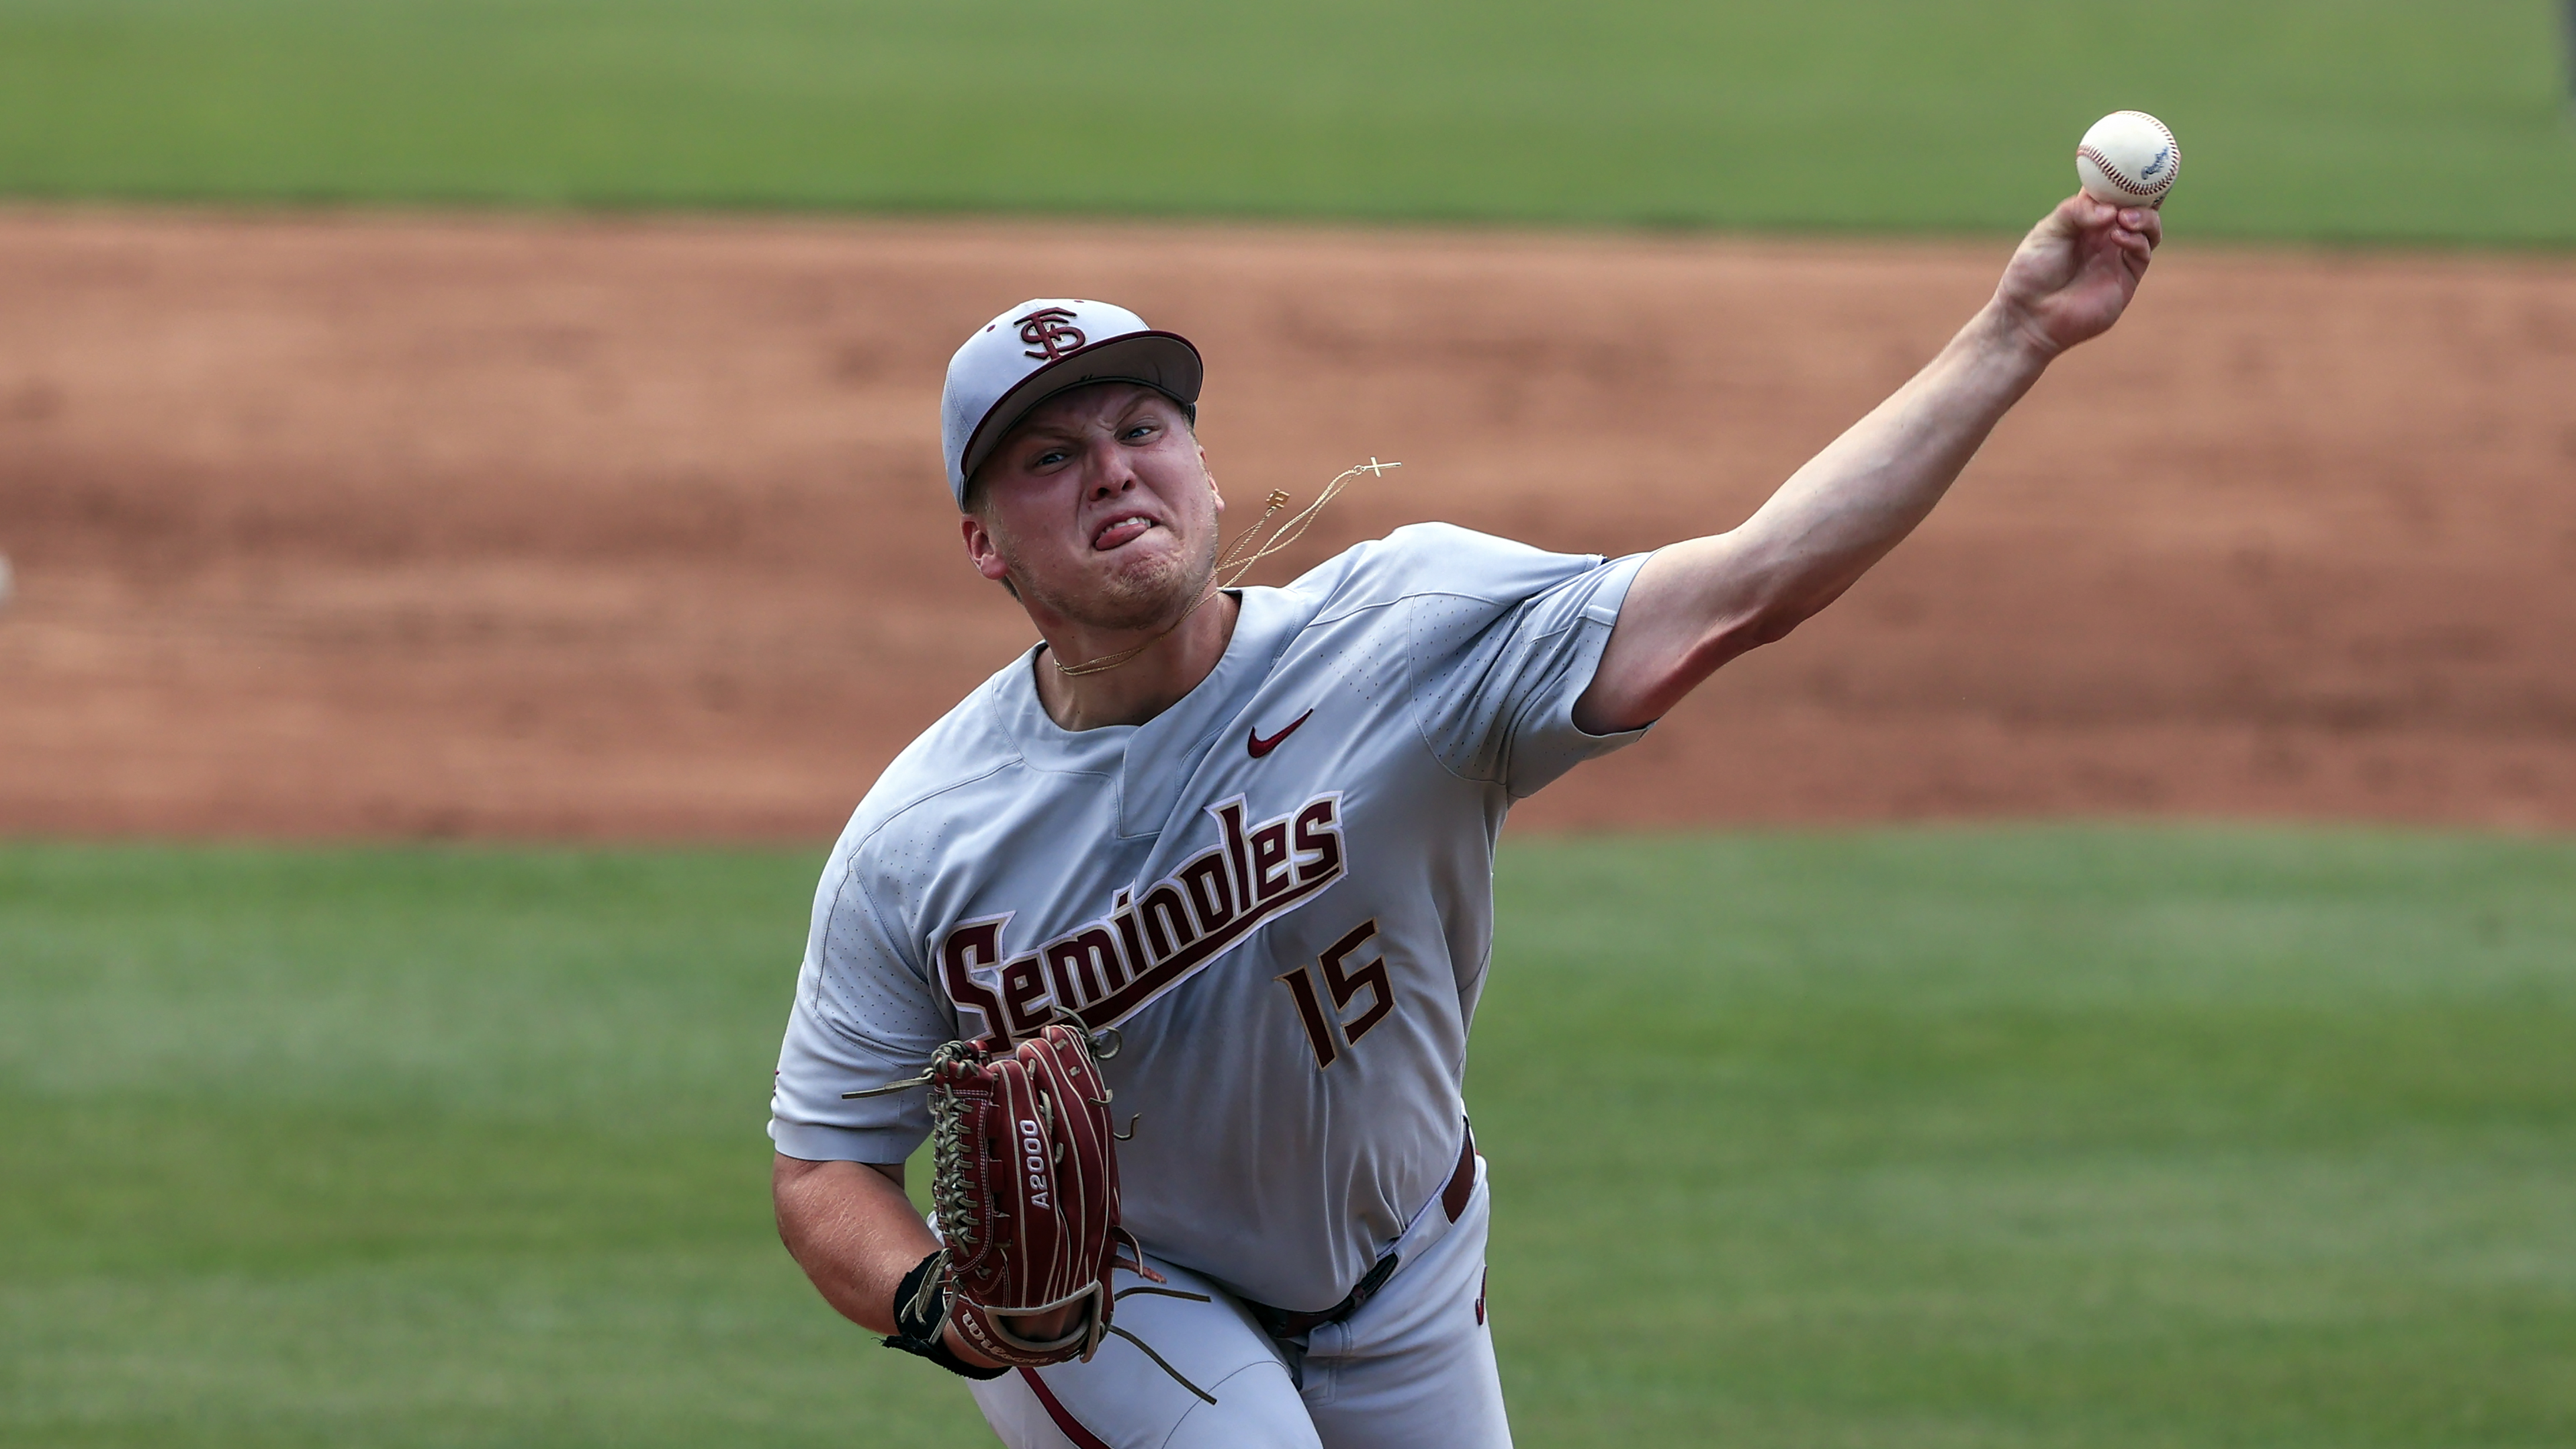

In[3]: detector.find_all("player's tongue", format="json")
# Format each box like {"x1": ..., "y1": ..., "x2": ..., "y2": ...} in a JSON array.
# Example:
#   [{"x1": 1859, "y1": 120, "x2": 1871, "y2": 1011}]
[{"x1": 1092, "y1": 514, "x2": 1157, "y2": 551}]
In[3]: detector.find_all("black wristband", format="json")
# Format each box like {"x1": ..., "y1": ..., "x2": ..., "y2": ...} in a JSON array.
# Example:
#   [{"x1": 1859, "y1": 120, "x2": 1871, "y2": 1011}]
[{"x1": 881, "y1": 1248, "x2": 1006, "y2": 1381}]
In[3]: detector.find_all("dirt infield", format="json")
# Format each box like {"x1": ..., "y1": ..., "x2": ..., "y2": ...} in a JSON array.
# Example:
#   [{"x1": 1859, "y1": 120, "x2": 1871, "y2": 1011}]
[{"x1": 1, "y1": 209, "x2": 2570, "y2": 839}]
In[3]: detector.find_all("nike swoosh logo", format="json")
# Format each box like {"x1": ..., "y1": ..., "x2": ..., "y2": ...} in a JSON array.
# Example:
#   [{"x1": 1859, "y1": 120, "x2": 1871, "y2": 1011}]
[{"x1": 1247, "y1": 709, "x2": 1313, "y2": 759}]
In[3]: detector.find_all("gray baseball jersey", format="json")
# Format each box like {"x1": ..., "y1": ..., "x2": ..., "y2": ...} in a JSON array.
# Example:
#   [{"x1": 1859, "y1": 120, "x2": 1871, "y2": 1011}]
[{"x1": 769, "y1": 522, "x2": 1648, "y2": 1311}]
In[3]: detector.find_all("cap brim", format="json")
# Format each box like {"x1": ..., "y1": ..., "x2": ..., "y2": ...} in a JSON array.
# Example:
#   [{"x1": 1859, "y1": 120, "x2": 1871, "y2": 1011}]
[{"x1": 957, "y1": 331, "x2": 1205, "y2": 497}]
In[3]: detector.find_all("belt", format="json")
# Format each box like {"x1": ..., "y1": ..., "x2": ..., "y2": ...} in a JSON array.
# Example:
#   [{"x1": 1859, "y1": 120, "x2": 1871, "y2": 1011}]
[{"x1": 1244, "y1": 1123, "x2": 1477, "y2": 1340}]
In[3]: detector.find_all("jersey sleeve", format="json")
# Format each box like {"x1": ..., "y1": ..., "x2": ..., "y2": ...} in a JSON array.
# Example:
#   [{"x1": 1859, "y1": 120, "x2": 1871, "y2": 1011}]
[
  {"x1": 1396, "y1": 525, "x2": 1653, "y2": 798},
  {"x1": 767, "y1": 843, "x2": 956, "y2": 1164}
]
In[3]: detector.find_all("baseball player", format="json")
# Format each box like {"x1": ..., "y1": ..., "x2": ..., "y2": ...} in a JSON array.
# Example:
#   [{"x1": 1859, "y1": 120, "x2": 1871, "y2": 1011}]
[{"x1": 772, "y1": 194, "x2": 2161, "y2": 1446}]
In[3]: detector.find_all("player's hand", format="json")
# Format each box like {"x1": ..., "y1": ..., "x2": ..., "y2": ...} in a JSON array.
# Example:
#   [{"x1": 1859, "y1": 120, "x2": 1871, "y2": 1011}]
[{"x1": 1990, "y1": 193, "x2": 2161, "y2": 358}]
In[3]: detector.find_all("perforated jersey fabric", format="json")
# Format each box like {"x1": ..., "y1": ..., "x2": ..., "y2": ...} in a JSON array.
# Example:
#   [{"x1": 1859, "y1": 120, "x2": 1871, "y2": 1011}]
[{"x1": 769, "y1": 524, "x2": 1647, "y2": 1311}]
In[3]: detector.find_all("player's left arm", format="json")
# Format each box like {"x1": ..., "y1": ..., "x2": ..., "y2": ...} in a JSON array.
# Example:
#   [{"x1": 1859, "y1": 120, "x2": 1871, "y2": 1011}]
[{"x1": 1573, "y1": 194, "x2": 2160, "y2": 736}]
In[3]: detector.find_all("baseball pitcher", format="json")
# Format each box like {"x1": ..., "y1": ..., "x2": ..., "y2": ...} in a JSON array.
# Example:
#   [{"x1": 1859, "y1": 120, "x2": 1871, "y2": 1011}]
[{"x1": 770, "y1": 194, "x2": 2163, "y2": 1446}]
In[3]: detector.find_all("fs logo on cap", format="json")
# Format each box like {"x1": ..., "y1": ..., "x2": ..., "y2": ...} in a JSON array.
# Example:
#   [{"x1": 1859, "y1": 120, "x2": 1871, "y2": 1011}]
[
  {"x1": 942, "y1": 297, "x2": 1204, "y2": 507},
  {"x1": 1018, "y1": 307, "x2": 1086, "y2": 361}
]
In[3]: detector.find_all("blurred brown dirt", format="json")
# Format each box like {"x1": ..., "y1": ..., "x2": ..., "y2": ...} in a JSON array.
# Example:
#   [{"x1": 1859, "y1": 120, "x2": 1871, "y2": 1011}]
[{"x1": 1, "y1": 208, "x2": 2572, "y2": 840}]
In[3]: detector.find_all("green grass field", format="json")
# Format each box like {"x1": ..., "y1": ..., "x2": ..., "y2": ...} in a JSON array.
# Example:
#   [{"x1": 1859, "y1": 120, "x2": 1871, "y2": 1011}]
[
  {"x1": 4, "y1": 829, "x2": 2571, "y2": 1447},
  {"x1": 1, "y1": 0, "x2": 2572, "y2": 243}
]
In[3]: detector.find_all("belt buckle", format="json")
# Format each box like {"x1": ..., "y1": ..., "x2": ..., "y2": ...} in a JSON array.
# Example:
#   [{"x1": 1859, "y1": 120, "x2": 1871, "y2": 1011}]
[
  {"x1": 1251, "y1": 1250, "x2": 1398, "y2": 1339},
  {"x1": 1247, "y1": 1123, "x2": 1473, "y2": 1339}
]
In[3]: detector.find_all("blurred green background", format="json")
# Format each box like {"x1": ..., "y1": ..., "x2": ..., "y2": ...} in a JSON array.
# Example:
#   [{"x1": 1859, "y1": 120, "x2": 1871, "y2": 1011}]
[
  {"x1": 0, "y1": 0, "x2": 2572, "y2": 243},
  {"x1": 5, "y1": 833, "x2": 2572, "y2": 1447}
]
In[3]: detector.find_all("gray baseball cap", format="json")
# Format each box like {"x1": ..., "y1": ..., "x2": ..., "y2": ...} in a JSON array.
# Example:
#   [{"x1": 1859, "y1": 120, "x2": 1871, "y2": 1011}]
[{"x1": 940, "y1": 298, "x2": 1204, "y2": 508}]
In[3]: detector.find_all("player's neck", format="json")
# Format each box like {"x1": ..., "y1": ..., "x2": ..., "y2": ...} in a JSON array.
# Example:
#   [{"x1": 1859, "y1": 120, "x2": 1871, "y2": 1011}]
[{"x1": 1029, "y1": 590, "x2": 1240, "y2": 731}]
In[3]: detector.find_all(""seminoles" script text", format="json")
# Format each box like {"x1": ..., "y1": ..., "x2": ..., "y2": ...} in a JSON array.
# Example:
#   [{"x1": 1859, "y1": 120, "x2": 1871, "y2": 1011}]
[{"x1": 939, "y1": 792, "x2": 1346, "y2": 1043}]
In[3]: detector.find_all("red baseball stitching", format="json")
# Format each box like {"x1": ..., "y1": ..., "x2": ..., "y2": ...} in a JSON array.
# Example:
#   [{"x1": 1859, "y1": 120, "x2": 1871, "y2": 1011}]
[{"x1": 2079, "y1": 141, "x2": 2174, "y2": 200}]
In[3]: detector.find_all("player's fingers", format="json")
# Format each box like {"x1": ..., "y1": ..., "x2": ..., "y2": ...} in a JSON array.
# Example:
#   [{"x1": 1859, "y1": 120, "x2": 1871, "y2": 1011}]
[
  {"x1": 2119, "y1": 208, "x2": 2164, "y2": 249},
  {"x1": 2032, "y1": 192, "x2": 2095, "y2": 240}
]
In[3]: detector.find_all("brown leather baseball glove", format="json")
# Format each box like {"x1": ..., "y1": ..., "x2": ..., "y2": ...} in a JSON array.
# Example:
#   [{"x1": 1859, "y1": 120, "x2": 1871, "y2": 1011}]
[
  {"x1": 871, "y1": 1024, "x2": 1210, "y2": 1396},
  {"x1": 927, "y1": 1024, "x2": 1137, "y2": 1365}
]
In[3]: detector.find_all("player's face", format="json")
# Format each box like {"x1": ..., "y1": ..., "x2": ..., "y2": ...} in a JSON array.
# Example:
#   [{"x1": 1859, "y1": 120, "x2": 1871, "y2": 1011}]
[{"x1": 963, "y1": 383, "x2": 1224, "y2": 633}]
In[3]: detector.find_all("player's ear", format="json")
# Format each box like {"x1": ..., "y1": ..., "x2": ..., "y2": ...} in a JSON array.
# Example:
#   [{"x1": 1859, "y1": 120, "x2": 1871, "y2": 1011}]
[
  {"x1": 961, "y1": 512, "x2": 1012, "y2": 585},
  {"x1": 1199, "y1": 444, "x2": 1222, "y2": 514}
]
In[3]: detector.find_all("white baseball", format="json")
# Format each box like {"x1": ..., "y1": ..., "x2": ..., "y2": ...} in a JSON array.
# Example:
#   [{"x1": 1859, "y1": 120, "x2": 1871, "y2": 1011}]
[{"x1": 2076, "y1": 110, "x2": 2179, "y2": 209}]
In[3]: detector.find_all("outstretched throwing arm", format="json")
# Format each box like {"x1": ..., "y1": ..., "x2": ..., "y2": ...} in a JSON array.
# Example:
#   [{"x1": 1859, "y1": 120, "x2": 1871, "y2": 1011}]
[{"x1": 1573, "y1": 195, "x2": 2161, "y2": 736}]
